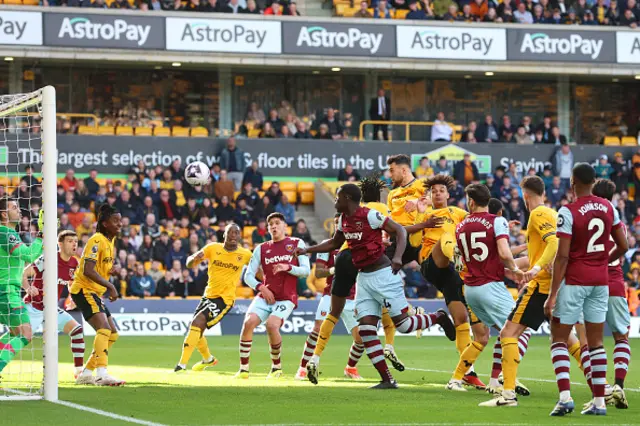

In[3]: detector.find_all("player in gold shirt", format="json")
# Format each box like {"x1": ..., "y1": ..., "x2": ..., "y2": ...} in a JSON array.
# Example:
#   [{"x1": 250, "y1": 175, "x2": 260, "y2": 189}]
[
  {"x1": 174, "y1": 223, "x2": 252, "y2": 373},
  {"x1": 72, "y1": 204, "x2": 124, "y2": 386}
]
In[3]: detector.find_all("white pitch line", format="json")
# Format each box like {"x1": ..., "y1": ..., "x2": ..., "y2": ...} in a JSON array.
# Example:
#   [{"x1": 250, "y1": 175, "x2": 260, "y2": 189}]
[
  {"x1": 405, "y1": 367, "x2": 640, "y2": 393},
  {"x1": 53, "y1": 400, "x2": 169, "y2": 426}
]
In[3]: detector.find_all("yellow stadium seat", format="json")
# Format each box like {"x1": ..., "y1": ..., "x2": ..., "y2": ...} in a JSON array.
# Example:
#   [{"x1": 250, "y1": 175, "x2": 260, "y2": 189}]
[
  {"x1": 263, "y1": 182, "x2": 272, "y2": 191},
  {"x1": 280, "y1": 182, "x2": 296, "y2": 191},
  {"x1": 135, "y1": 127, "x2": 153, "y2": 136},
  {"x1": 191, "y1": 127, "x2": 209, "y2": 137},
  {"x1": 283, "y1": 190, "x2": 297, "y2": 203},
  {"x1": 298, "y1": 182, "x2": 314, "y2": 192},
  {"x1": 604, "y1": 136, "x2": 620, "y2": 146},
  {"x1": 300, "y1": 191, "x2": 314, "y2": 204},
  {"x1": 248, "y1": 128, "x2": 261, "y2": 138},
  {"x1": 622, "y1": 136, "x2": 638, "y2": 146},
  {"x1": 335, "y1": 3, "x2": 347, "y2": 15},
  {"x1": 172, "y1": 126, "x2": 189, "y2": 137},
  {"x1": 78, "y1": 125, "x2": 97, "y2": 136},
  {"x1": 243, "y1": 226, "x2": 256, "y2": 239},
  {"x1": 23, "y1": 0, "x2": 39, "y2": 4},
  {"x1": 154, "y1": 127, "x2": 171, "y2": 137},
  {"x1": 629, "y1": 185, "x2": 636, "y2": 201},
  {"x1": 3, "y1": 0, "x2": 23, "y2": 4},
  {"x1": 144, "y1": 261, "x2": 152, "y2": 271},
  {"x1": 98, "y1": 126, "x2": 115, "y2": 136},
  {"x1": 287, "y1": 226, "x2": 293, "y2": 235},
  {"x1": 116, "y1": 126, "x2": 134, "y2": 136},
  {"x1": 233, "y1": 191, "x2": 240, "y2": 200},
  {"x1": 0, "y1": 177, "x2": 9, "y2": 187}
]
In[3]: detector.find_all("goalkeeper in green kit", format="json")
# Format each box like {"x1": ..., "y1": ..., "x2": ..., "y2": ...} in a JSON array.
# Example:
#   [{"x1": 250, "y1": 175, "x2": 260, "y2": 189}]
[{"x1": 0, "y1": 197, "x2": 43, "y2": 374}]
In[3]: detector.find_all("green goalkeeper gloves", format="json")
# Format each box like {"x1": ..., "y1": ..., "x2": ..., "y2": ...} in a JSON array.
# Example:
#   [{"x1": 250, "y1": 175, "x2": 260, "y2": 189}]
[{"x1": 38, "y1": 209, "x2": 60, "y2": 233}]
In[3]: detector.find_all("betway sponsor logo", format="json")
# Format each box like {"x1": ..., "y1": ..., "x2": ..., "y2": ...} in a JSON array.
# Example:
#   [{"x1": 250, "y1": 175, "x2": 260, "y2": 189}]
[
  {"x1": 181, "y1": 22, "x2": 266, "y2": 48},
  {"x1": 296, "y1": 26, "x2": 382, "y2": 54},
  {"x1": 344, "y1": 232, "x2": 363, "y2": 240},
  {"x1": 411, "y1": 30, "x2": 493, "y2": 56},
  {"x1": 520, "y1": 32, "x2": 602, "y2": 60},
  {"x1": 265, "y1": 255, "x2": 293, "y2": 265},
  {"x1": 58, "y1": 17, "x2": 150, "y2": 46}
]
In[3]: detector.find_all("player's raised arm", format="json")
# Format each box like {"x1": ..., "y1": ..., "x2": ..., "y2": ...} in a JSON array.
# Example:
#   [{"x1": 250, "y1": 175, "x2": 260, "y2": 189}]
[
  {"x1": 383, "y1": 217, "x2": 407, "y2": 273},
  {"x1": 315, "y1": 250, "x2": 334, "y2": 278},
  {"x1": 299, "y1": 229, "x2": 345, "y2": 255},
  {"x1": 186, "y1": 249, "x2": 206, "y2": 269}
]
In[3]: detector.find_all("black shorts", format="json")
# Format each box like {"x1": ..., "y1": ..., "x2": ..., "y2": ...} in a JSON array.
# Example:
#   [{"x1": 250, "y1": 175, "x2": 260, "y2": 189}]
[
  {"x1": 420, "y1": 254, "x2": 464, "y2": 305},
  {"x1": 71, "y1": 289, "x2": 111, "y2": 321},
  {"x1": 386, "y1": 240, "x2": 420, "y2": 265},
  {"x1": 508, "y1": 283, "x2": 548, "y2": 331},
  {"x1": 194, "y1": 297, "x2": 233, "y2": 329},
  {"x1": 332, "y1": 249, "x2": 358, "y2": 298}
]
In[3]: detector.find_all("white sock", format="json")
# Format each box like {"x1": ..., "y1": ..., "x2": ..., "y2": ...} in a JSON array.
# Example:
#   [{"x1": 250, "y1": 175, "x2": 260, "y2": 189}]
[
  {"x1": 489, "y1": 378, "x2": 500, "y2": 388},
  {"x1": 272, "y1": 363, "x2": 281, "y2": 370},
  {"x1": 178, "y1": 363, "x2": 186, "y2": 369},
  {"x1": 204, "y1": 356, "x2": 214, "y2": 363},
  {"x1": 81, "y1": 368, "x2": 93, "y2": 377},
  {"x1": 384, "y1": 344, "x2": 394, "y2": 351},
  {"x1": 465, "y1": 365, "x2": 475, "y2": 375},
  {"x1": 96, "y1": 367, "x2": 107, "y2": 378},
  {"x1": 594, "y1": 396, "x2": 605, "y2": 408},
  {"x1": 310, "y1": 354, "x2": 320, "y2": 365},
  {"x1": 559, "y1": 390, "x2": 571, "y2": 402},
  {"x1": 503, "y1": 389, "x2": 516, "y2": 399}
]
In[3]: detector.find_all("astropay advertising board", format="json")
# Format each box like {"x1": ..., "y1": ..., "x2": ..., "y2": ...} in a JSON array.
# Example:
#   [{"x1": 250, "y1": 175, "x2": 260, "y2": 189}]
[
  {"x1": 616, "y1": 31, "x2": 640, "y2": 64},
  {"x1": 396, "y1": 26, "x2": 506, "y2": 60},
  {"x1": 0, "y1": 11, "x2": 42, "y2": 46},
  {"x1": 166, "y1": 17, "x2": 281, "y2": 54}
]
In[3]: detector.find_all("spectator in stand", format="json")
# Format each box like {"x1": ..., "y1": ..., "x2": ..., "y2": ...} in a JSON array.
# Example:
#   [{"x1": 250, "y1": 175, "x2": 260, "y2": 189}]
[
  {"x1": 540, "y1": 165, "x2": 554, "y2": 188},
  {"x1": 476, "y1": 115, "x2": 499, "y2": 143},
  {"x1": 170, "y1": 180, "x2": 187, "y2": 212},
  {"x1": 369, "y1": 89, "x2": 390, "y2": 141},
  {"x1": 406, "y1": 0, "x2": 432, "y2": 18},
  {"x1": 515, "y1": 126, "x2": 532, "y2": 144},
  {"x1": 156, "y1": 271, "x2": 178, "y2": 298},
  {"x1": 148, "y1": 260, "x2": 164, "y2": 284},
  {"x1": 500, "y1": 128, "x2": 515, "y2": 143},
  {"x1": 224, "y1": 0, "x2": 245, "y2": 12},
  {"x1": 338, "y1": 164, "x2": 361, "y2": 182},
  {"x1": 319, "y1": 108, "x2": 344, "y2": 139},
  {"x1": 243, "y1": 160, "x2": 263, "y2": 190},
  {"x1": 264, "y1": 1, "x2": 283, "y2": 14},
  {"x1": 552, "y1": 142, "x2": 574, "y2": 191},
  {"x1": 285, "y1": 1, "x2": 301, "y2": 15},
  {"x1": 582, "y1": 9, "x2": 599, "y2": 24},
  {"x1": 246, "y1": 102, "x2": 266, "y2": 123},
  {"x1": 461, "y1": 121, "x2": 478, "y2": 142},
  {"x1": 547, "y1": 176, "x2": 564, "y2": 208},
  {"x1": 157, "y1": 190, "x2": 178, "y2": 224},
  {"x1": 117, "y1": 190, "x2": 139, "y2": 224},
  {"x1": 276, "y1": 195, "x2": 296, "y2": 225},
  {"x1": 147, "y1": 0, "x2": 164, "y2": 10},
  {"x1": 532, "y1": 128, "x2": 545, "y2": 144},
  {"x1": 254, "y1": 195, "x2": 275, "y2": 222},
  {"x1": 237, "y1": 181, "x2": 260, "y2": 210},
  {"x1": 82, "y1": 169, "x2": 99, "y2": 199},
  {"x1": 315, "y1": 124, "x2": 332, "y2": 140},
  {"x1": 497, "y1": 0, "x2": 512, "y2": 17},
  {"x1": 265, "y1": 182, "x2": 283, "y2": 206},
  {"x1": 266, "y1": 109, "x2": 285, "y2": 134},
  {"x1": 374, "y1": 1, "x2": 392, "y2": 17},
  {"x1": 506, "y1": 197, "x2": 526, "y2": 224},
  {"x1": 499, "y1": 115, "x2": 516, "y2": 140},
  {"x1": 483, "y1": 7, "x2": 503, "y2": 21},
  {"x1": 138, "y1": 235, "x2": 154, "y2": 263},
  {"x1": 470, "y1": 0, "x2": 488, "y2": 19},
  {"x1": 595, "y1": 154, "x2": 614, "y2": 179},
  {"x1": 219, "y1": 137, "x2": 245, "y2": 191},
  {"x1": 214, "y1": 170, "x2": 236, "y2": 202},
  {"x1": 620, "y1": 7, "x2": 639, "y2": 25},
  {"x1": 501, "y1": 4, "x2": 516, "y2": 21},
  {"x1": 612, "y1": 152, "x2": 630, "y2": 193},
  {"x1": 514, "y1": 1, "x2": 534, "y2": 22},
  {"x1": 58, "y1": 214, "x2": 73, "y2": 232},
  {"x1": 129, "y1": 263, "x2": 156, "y2": 298},
  {"x1": 537, "y1": 114, "x2": 553, "y2": 143},
  {"x1": 215, "y1": 196, "x2": 236, "y2": 223},
  {"x1": 506, "y1": 162, "x2": 523, "y2": 186},
  {"x1": 607, "y1": 0, "x2": 621, "y2": 24},
  {"x1": 252, "y1": 219, "x2": 271, "y2": 245},
  {"x1": 433, "y1": 155, "x2": 452, "y2": 176},
  {"x1": 197, "y1": 217, "x2": 216, "y2": 244},
  {"x1": 165, "y1": 239, "x2": 187, "y2": 269},
  {"x1": 442, "y1": 4, "x2": 462, "y2": 20},
  {"x1": 430, "y1": 112, "x2": 453, "y2": 141},
  {"x1": 532, "y1": 4, "x2": 545, "y2": 22},
  {"x1": 241, "y1": 0, "x2": 261, "y2": 14},
  {"x1": 592, "y1": 0, "x2": 609, "y2": 23},
  {"x1": 292, "y1": 219, "x2": 317, "y2": 246},
  {"x1": 548, "y1": 126, "x2": 567, "y2": 145},
  {"x1": 141, "y1": 213, "x2": 161, "y2": 239},
  {"x1": 234, "y1": 199, "x2": 253, "y2": 227},
  {"x1": 294, "y1": 121, "x2": 312, "y2": 139},
  {"x1": 140, "y1": 196, "x2": 159, "y2": 222},
  {"x1": 152, "y1": 232, "x2": 171, "y2": 263},
  {"x1": 203, "y1": 0, "x2": 222, "y2": 11},
  {"x1": 75, "y1": 215, "x2": 93, "y2": 239},
  {"x1": 60, "y1": 169, "x2": 78, "y2": 192},
  {"x1": 168, "y1": 260, "x2": 186, "y2": 297},
  {"x1": 353, "y1": 0, "x2": 374, "y2": 16},
  {"x1": 453, "y1": 153, "x2": 479, "y2": 186},
  {"x1": 90, "y1": 0, "x2": 109, "y2": 7},
  {"x1": 460, "y1": 4, "x2": 475, "y2": 21},
  {"x1": 563, "y1": 7, "x2": 581, "y2": 23},
  {"x1": 415, "y1": 157, "x2": 434, "y2": 179}
]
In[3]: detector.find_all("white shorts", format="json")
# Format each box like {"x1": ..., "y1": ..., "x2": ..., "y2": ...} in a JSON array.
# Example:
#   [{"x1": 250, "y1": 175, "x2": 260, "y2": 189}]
[
  {"x1": 464, "y1": 282, "x2": 515, "y2": 329},
  {"x1": 246, "y1": 297, "x2": 295, "y2": 325},
  {"x1": 26, "y1": 304, "x2": 75, "y2": 333},
  {"x1": 315, "y1": 295, "x2": 358, "y2": 332},
  {"x1": 554, "y1": 282, "x2": 609, "y2": 325},
  {"x1": 607, "y1": 296, "x2": 631, "y2": 335},
  {"x1": 355, "y1": 266, "x2": 407, "y2": 320}
]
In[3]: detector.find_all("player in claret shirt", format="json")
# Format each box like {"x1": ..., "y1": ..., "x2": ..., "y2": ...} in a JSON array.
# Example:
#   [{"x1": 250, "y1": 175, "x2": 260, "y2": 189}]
[
  {"x1": 590, "y1": 178, "x2": 630, "y2": 410},
  {"x1": 545, "y1": 163, "x2": 628, "y2": 416},
  {"x1": 298, "y1": 184, "x2": 455, "y2": 389},
  {"x1": 237, "y1": 213, "x2": 310, "y2": 379}
]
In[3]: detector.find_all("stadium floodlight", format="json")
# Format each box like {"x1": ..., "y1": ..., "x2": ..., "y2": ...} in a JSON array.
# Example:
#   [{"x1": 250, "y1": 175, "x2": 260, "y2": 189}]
[{"x1": 0, "y1": 86, "x2": 58, "y2": 402}]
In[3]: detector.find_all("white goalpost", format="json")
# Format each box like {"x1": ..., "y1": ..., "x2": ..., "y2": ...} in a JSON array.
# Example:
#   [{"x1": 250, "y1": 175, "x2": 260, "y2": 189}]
[{"x1": 0, "y1": 86, "x2": 58, "y2": 402}]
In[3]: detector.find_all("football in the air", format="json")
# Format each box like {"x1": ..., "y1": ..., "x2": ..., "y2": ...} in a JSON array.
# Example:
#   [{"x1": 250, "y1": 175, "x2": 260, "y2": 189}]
[{"x1": 184, "y1": 161, "x2": 211, "y2": 186}]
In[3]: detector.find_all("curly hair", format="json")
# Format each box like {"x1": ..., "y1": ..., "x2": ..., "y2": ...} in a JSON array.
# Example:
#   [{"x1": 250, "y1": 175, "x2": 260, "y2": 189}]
[
  {"x1": 423, "y1": 174, "x2": 455, "y2": 192},
  {"x1": 592, "y1": 178, "x2": 616, "y2": 201},
  {"x1": 97, "y1": 204, "x2": 119, "y2": 236},
  {"x1": 358, "y1": 173, "x2": 387, "y2": 203}
]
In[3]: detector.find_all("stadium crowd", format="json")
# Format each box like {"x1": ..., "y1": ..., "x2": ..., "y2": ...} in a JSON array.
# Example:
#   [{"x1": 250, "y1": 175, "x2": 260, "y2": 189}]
[{"x1": 4, "y1": 137, "x2": 640, "y2": 314}]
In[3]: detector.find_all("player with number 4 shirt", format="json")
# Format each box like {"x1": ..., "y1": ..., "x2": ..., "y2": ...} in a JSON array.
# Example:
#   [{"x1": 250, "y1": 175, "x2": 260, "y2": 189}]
[{"x1": 546, "y1": 164, "x2": 628, "y2": 417}]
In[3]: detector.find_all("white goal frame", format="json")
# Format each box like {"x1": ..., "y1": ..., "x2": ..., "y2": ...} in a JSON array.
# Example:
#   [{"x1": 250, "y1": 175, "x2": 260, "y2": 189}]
[{"x1": 0, "y1": 86, "x2": 58, "y2": 402}]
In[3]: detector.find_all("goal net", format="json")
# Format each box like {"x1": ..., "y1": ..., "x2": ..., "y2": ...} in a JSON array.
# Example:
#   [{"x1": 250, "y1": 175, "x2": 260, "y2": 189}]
[{"x1": 0, "y1": 86, "x2": 58, "y2": 401}]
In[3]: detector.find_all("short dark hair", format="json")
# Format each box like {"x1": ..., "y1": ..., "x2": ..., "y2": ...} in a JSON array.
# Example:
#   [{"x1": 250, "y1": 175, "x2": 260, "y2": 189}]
[
  {"x1": 520, "y1": 175, "x2": 545, "y2": 196},
  {"x1": 488, "y1": 198, "x2": 504, "y2": 215},
  {"x1": 572, "y1": 163, "x2": 596, "y2": 186},
  {"x1": 592, "y1": 179, "x2": 616, "y2": 201},
  {"x1": 97, "y1": 204, "x2": 119, "y2": 235},
  {"x1": 465, "y1": 184, "x2": 491, "y2": 207},
  {"x1": 359, "y1": 173, "x2": 386, "y2": 203},
  {"x1": 58, "y1": 230, "x2": 77, "y2": 242},
  {"x1": 266, "y1": 212, "x2": 286, "y2": 224},
  {"x1": 386, "y1": 154, "x2": 411, "y2": 167},
  {"x1": 340, "y1": 183, "x2": 362, "y2": 204},
  {"x1": 424, "y1": 174, "x2": 455, "y2": 191}
]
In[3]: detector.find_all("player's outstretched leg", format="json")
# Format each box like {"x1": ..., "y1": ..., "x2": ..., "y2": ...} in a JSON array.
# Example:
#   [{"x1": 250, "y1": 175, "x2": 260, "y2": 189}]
[
  {"x1": 265, "y1": 316, "x2": 284, "y2": 379},
  {"x1": 344, "y1": 326, "x2": 364, "y2": 380},
  {"x1": 235, "y1": 314, "x2": 260, "y2": 379},
  {"x1": 359, "y1": 317, "x2": 397, "y2": 389},
  {"x1": 494, "y1": 327, "x2": 532, "y2": 396},
  {"x1": 381, "y1": 308, "x2": 404, "y2": 372},
  {"x1": 307, "y1": 294, "x2": 347, "y2": 384},
  {"x1": 296, "y1": 322, "x2": 320, "y2": 381},
  {"x1": 611, "y1": 335, "x2": 630, "y2": 409},
  {"x1": 0, "y1": 325, "x2": 32, "y2": 375},
  {"x1": 448, "y1": 324, "x2": 489, "y2": 393},
  {"x1": 65, "y1": 321, "x2": 85, "y2": 379}
]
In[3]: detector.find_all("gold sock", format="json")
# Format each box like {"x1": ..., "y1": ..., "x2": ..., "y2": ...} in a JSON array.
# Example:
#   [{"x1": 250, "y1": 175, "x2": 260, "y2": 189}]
[
  {"x1": 314, "y1": 314, "x2": 338, "y2": 356},
  {"x1": 93, "y1": 329, "x2": 111, "y2": 369},
  {"x1": 108, "y1": 332, "x2": 118, "y2": 349},
  {"x1": 568, "y1": 341, "x2": 582, "y2": 368},
  {"x1": 197, "y1": 337, "x2": 212, "y2": 360},
  {"x1": 453, "y1": 341, "x2": 484, "y2": 380},
  {"x1": 382, "y1": 308, "x2": 395, "y2": 347},
  {"x1": 501, "y1": 337, "x2": 520, "y2": 392},
  {"x1": 179, "y1": 326, "x2": 202, "y2": 366},
  {"x1": 455, "y1": 323, "x2": 471, "y2": 354},
  {"x1": 85, "y1": 351, "x2": 97, "y2": 371}
]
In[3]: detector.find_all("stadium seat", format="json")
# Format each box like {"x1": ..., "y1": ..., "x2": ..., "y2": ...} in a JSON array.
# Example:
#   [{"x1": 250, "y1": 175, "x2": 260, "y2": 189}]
[
  {"x1": 262, "y1": 182, "x2": 272, "y2": 191},
  {"x1": 287, "y1": 226, "x2": 293, "y2": 235},
  {"x1": 280, "y1": 182, "x2": 296, "y2": 191},
  {"x1": 243, "y1": 226, "x2": 256, "y2": 240},
  {"x1": 3, "y1": 0, "x2": 23, "y2": 4},
  {"x1": 144, "y1": 261, "x2": 152, "y2": 271},
  {"x1": 98, "y1": 126, "x2": 115, "y2": 136},
  {"x1": 283, "y1": 190, "x2": 297, "y2": 203},
  {"x1": 23, "y1": 0, "x2": 39, "y2": 4},
  {"x1": 248, "y1": 128, "x2": 261, "y2": 138},
  {"x1": 116, "y1": 126, "x2": 134, "y2": 136},
  {"x1": 78, "y1": 125, "x2": 97, "y2": 136},
  {"x1": 172, "y1": 127, "x2": 189, "y2": 137},
  {"x1": 233, "y1": 191, "x2": 240, "y2": 200},
  {"x1": 191, "y1": 127, "x2": 209, "y2": 137},
  {"x1": 621, "y1": 136, "x2": 638, "y2": 146},
  {"x1": 300, "y1": 191, "x2": 314, "y2": 204},
  {"x1": 603, "y1": 136, "x2": 621, "y2": 146},
  {"x1": 394, "y1": 9, "x2": 409, "y2": 18},
  {"x1": 154, "y1": 127, "x2": 171, "y2": 137},
  {"x1": 297, "y1": 182, "x2": 314, "y2": 192},
  {"x1": 135, "y1": 127, "x2": 153, "y2": 136}
]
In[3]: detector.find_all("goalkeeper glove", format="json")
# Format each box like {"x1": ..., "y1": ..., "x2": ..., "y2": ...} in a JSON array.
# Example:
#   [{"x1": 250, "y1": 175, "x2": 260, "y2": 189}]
[{"x1": 38, "y1": 209, "x2": 60, "y2": 233}]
